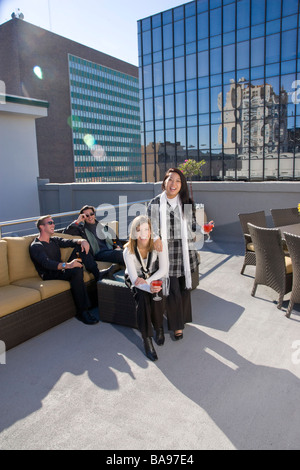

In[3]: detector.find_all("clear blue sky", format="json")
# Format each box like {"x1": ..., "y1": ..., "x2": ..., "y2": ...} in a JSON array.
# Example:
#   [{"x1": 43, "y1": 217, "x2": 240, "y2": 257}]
[{"x1": 0, "y1": 0, "x2": 190, "y2": 65}]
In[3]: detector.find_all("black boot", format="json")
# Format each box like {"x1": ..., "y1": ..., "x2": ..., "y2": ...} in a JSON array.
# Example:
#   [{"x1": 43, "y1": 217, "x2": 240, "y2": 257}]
[
  {"x1": 98, "y1": 264, "x2": 120, "y2": 281},
  {"x1": 155, "y1": 327, "x2": 165, "y2": 346},
  {"x1": 143, "y1": 337, "x2": 158, "y2": 361},
  {"x1": 76, "y1": 310, "x2": 99, "y2": 325}
]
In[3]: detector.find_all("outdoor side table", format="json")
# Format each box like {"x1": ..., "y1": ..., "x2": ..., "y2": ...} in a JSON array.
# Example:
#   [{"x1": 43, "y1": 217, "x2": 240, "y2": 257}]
[{"x1": 97, "y1": 278, "x2": 138, "y2": 329}]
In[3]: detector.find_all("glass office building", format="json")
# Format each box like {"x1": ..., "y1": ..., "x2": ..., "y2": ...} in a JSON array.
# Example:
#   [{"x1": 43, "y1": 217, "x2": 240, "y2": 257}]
[
  {"x1": 138, "y1": 0, "x2": 300, "y2": 182},
  {"x1": 69, "y1": 54, "x2": 142, "y2": 182}
]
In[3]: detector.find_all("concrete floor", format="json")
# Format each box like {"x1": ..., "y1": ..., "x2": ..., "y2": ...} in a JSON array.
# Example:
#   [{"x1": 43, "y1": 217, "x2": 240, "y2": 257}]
[{"x1": 1, "y1": 240, "x2": 300, "y2": 450}]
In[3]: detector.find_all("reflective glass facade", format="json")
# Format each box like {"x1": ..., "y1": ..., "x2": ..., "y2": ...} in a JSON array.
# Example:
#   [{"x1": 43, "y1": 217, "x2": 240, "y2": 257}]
[
  {"x1": 138, "y1": 0, "x2": 300, "y2": 181},
  {"x1": 69, "y1": 55, "x2": 142, "y2": 182}
]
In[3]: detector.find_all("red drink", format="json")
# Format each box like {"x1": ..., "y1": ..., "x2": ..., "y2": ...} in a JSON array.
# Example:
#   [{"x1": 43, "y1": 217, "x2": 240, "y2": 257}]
[
  {"x1": 151, "y1": 280, "x2": 163, "y2": 287},
  {"x1": 202, "y1": 220, "x2": 214, "y2": 242},
  {"x1": 203, "y1": 223, "x2": 213, "y2": 233},
  {"x1": 151, "y1": 279, "x2": 163, "y2": 301},
  {"x1": 203, "y1": 220, "x2": 214, "y2": 232}
]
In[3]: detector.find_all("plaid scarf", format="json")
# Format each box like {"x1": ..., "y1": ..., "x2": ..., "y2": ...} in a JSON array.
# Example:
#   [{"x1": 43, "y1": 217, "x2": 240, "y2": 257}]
[{"x1": 160, "y1": 191, "x2": 192, "y2": 289}]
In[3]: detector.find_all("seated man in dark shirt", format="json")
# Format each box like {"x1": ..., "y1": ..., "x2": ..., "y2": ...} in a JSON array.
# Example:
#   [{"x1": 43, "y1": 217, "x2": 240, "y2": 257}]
[
  {"x1": 30, "y1": 215, "x2": 116, "y2": 325},
  {"x1": 64, "y1": 205, "x2": 124, "y2": 266}
]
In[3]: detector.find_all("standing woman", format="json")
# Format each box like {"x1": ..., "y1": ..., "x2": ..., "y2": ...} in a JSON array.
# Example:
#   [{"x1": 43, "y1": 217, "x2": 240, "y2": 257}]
[
  {"x1": 147, "y1": 168, "x2": 199, "y2": 340},
  {"x1": 123, "y1": 215, "x2": 168, "y2": 361}
]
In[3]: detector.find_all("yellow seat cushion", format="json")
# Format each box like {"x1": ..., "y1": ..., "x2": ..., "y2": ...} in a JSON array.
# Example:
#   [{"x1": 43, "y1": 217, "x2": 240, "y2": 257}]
[
  {"x1": 12, "y1": 277, "x2": 70, "y2": 300},
  {"x1": 285, "y1": 256, "x2": 293, "y2": 274},
  {"x1": 0, "y1": 285, "x2": 41, "y2": 317},
  {"x1": 0, "y1": 240, "x2": 9, "y2": 287},
  {"x1": 13, "y1": 268, "x2": 95, "y2": 299},
  {"x1": 4, "y1": 236, "x2": 37, "y2": 282}
]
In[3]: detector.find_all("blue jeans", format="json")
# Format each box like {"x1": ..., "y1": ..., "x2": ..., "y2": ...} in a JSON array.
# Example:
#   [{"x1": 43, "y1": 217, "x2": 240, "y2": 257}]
[{"x1": 95, "y1": 248, "x2": 124, "y2": 265}]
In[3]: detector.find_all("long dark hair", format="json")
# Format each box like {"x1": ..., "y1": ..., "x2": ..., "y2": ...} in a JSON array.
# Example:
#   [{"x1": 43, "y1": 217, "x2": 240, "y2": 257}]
[{"x1": 162, "y1": 168, "x2": 194, "y2": 215}]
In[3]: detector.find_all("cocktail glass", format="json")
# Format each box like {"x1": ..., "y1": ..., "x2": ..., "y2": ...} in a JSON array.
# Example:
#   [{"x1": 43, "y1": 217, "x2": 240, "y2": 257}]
[
  {"x1": 202, "y1": 221, "x2": 214, "y2": 243},
  {"x1": 151, "y1": 279, "x2": 163, "y2": 301}
]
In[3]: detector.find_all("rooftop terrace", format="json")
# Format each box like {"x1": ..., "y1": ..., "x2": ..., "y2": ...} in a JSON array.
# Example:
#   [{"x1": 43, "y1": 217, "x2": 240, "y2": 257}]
[{"x1": 1, "y1": 239, "x2": 299, "y2": 450}]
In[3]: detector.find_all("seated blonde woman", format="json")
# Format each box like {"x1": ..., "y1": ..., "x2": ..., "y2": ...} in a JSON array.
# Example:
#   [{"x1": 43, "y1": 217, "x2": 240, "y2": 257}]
[{"x1": 123, "y1": 215, "x2": 168, "y2": 361}]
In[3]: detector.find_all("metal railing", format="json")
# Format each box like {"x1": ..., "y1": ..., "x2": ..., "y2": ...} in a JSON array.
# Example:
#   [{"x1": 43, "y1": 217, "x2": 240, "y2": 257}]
[{"x1": 0, "y1": 200, "x2": 150, "y2": 238}]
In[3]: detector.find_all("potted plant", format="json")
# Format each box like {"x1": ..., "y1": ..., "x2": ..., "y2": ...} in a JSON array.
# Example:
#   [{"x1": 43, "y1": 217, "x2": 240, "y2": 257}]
[{"x1": 178, "y1": 158, "x2": 205, "y2": 200}]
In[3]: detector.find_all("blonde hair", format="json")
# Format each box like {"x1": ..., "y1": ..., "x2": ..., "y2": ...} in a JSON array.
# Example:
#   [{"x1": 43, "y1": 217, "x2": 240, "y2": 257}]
[{"x1": 125, "y1": 215, "x2": 154, "y2": 254}]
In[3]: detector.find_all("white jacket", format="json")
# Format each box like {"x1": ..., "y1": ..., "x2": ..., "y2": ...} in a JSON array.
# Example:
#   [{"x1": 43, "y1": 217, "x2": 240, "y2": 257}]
[{"x1": 123, "y1": 244, "x2": 168, "y2": 293}]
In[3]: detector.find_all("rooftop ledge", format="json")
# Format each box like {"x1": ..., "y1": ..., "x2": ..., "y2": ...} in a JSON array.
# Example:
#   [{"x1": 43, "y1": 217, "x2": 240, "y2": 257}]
[
  {"x1": 0, "y1": 94, "x2": 49, "y2": 108},
  {"x1": 0, "y1": 94, "x2": 49, "y2": 118}
]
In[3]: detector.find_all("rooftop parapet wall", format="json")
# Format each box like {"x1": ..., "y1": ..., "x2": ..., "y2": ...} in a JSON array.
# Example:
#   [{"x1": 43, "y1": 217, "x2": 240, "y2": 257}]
[{"x1": 38, "y1": 181, "x2": 300, "y2": 241}]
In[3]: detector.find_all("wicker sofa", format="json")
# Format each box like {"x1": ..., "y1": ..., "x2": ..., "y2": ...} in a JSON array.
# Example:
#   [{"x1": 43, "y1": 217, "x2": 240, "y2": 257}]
[{"x1": 0, "y1": 232, "x2": 114, "y2": 351}]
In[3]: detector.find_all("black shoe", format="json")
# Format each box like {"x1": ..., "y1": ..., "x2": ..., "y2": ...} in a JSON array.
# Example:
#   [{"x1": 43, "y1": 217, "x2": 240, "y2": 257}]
[
  {"x1": 143, "y1": 337, "x2": 158, "y2": 361},
  {"x1": 98, "y1": 264, "x2": 120, "y2": 281},
  {"x1": 76, "y1": 310, "x2": 99, "y2": 325},
  {"x1": 156, "y1": 327, "x2": 165, "y2": 346},
  {"x1": 174, "y1": 331, "x2": 183, "y2": 341}
]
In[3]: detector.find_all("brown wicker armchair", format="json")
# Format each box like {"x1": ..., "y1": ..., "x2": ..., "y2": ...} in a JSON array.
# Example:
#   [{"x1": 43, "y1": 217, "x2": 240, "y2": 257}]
[
  {"x1": 238, "y1": 211, "x2": 267, "y2": 275},
  {"x1": 270, "y1": 207, "x2": 300, "y2": 227},
  {"x1": 284, "y1": 232, "x2": 300, "y2": 318},
  {"x1": 247, "y1": 223, "x2": 293, "y2": 310}
]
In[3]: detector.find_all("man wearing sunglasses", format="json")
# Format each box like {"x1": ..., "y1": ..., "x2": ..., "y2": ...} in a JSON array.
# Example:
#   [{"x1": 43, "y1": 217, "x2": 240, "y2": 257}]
[
  {"x1": 29, "y1": 215, "x2": 116, "y2": 325},
  {"x1": 64, "y1": 205, "x2": 124, "y2": 266}
]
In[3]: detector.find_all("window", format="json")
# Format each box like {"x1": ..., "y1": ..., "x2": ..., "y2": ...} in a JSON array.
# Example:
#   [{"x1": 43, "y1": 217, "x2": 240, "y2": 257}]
[
  {"x1": 187, "y1": 90, "x2": 197, "y2": 115},
  {"x1": 152, "y1": 27, "x2": 162, "y2": 52},
  {"x1": 210, "y1": 8, "x2": 221, "y2": 37},
  {"x1": 175, "y1": 57, "x2": 185, "y2": 82},
  {"x1": 282, "y1": 0, "x2": 299, "y2": 17},
  {"x1": 198, "y1": 88, "x2": 209, "y2": 114},
  {"x1": 251, "y1": 0, "x2": 265, "y2": 25},
  {"x1": 223, "y1": 44, "x2": 235, "y2": 72},
  {"x1": 237, "y1": 0, "x2": 250, "y2": 29},
  {"x1": 186, "y1": 54, "x2": 197, "y2": 80},
  {"x1": 266, "y1": 34, "x2": 280, "y2": 64},
  {"x1": 154, "y1": 96, "x2": 164, "y2": 120},
  {"x1": 164, "y1": 59, "x2": 173, "y2": 84},
  {"x1": 210, "y1": 48, "x2": 222, "y2": 75},
  {"x1": 176, "y1": 93, "x2": 185, "y2": 117},
  {"x1": 237, "y1": 41, "x2": 249, "y2": 70},
  {"x1": 223, "y1": 3, "x2": 235, "y2": 33},
  {"x1": 198, "y1": 50, "x2": 209, "y2": 77},
  {"x1": 186, "y1": 16, "x2": 196, "y2": 43},
  {"x1": 142, "y1": 30, "x2": 152, "y2": 55},
  {"x1": 197, "y1": 12, "x2": 208, "y2": 40},
  {"x1": 163, "y1": 23, "x2": 173, "y2": 49},
  {"x1": 266, "y1": 0, "x2": 281, "y2": 21},
  {"x1": 251, "y1": 37, "x2": 264, "y2": 67},
  {"x1": 153, "y1": 62, "x2": 163, "y2": 87},
  {"x1": 174, "y1": 20, "x2": 184, "y2": 46},
  {"x1": 281, "y1": 30, "x2": 297, "y2": 62},
  {"x1": 165, "y1": 95, "x2": 174, "y2": 119}
]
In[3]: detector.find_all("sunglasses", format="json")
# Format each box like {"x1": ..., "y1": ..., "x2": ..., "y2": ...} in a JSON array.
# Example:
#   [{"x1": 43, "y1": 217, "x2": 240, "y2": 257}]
[
  {"x1": 84, "y1": 212, "x2": 95, "y2": 217},
  {"x1": 44, "y1": 221, "x2": 55, "y2": 225}
]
